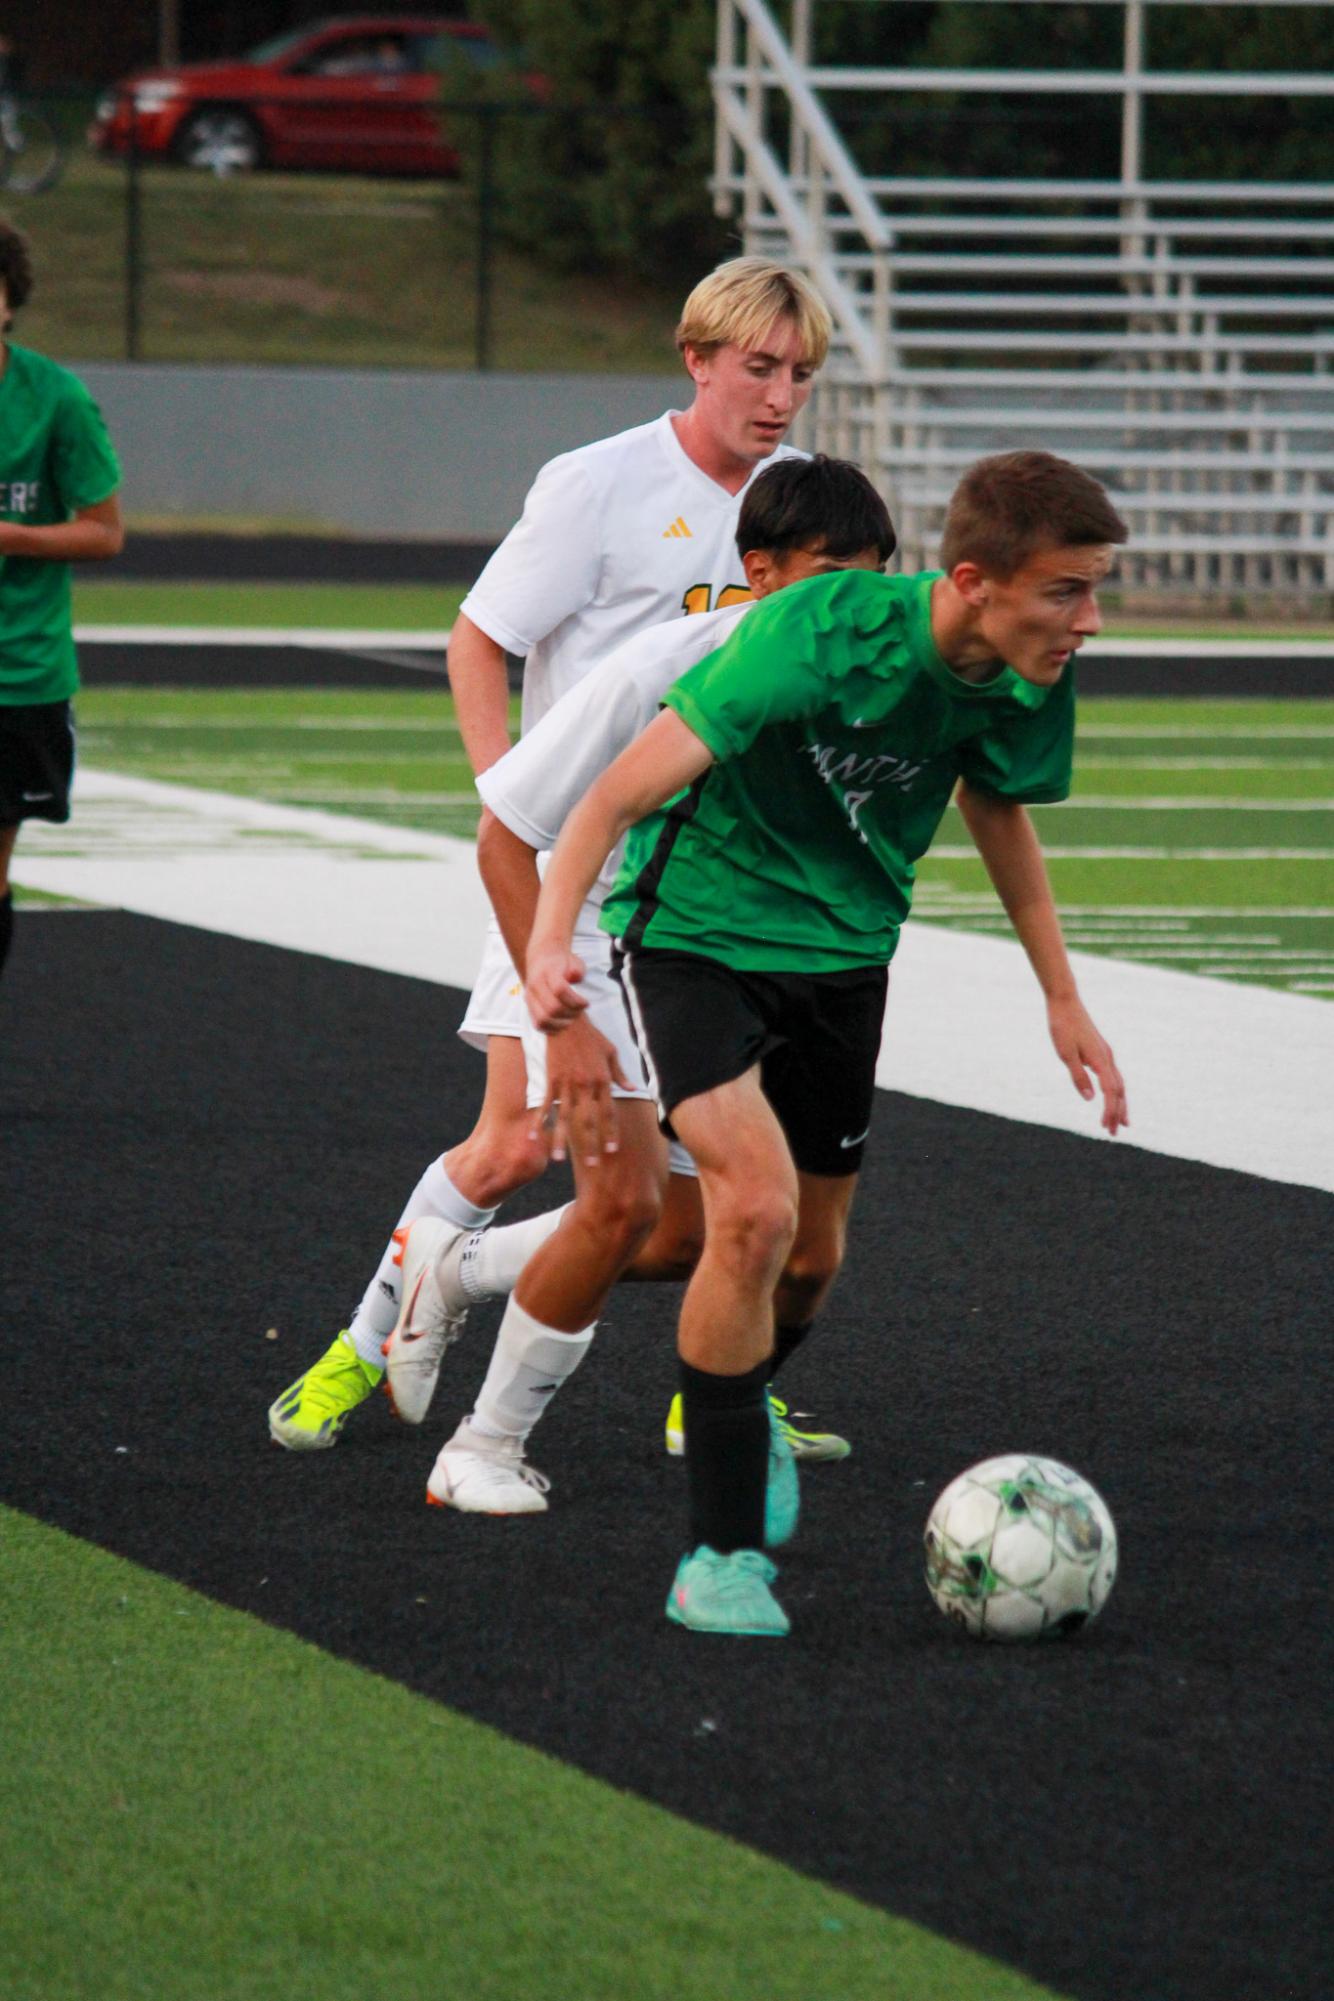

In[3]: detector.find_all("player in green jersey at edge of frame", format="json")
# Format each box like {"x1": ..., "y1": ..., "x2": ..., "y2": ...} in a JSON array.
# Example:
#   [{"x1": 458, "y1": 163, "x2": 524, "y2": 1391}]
[
  {"x1": 526, "y1": 449, "x2": 1131, "y2": 1639},
  {"x1": 0, "y1": 218, "x2": 124, "y2": 981}
]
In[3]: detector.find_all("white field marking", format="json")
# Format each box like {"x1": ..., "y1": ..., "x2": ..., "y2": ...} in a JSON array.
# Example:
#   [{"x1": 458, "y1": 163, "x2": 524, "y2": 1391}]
[
  {"x1": 880, "y1": 920, "x2": 1333, "y2": 1195},
  {"x1": 1077, "y1": 757, "x2": 1334, "y2": 771},
  {"x1": 1055, "y1": 798, "x2": 1334, "y2": 811},
  {"x1": 79, "y1": 717, "x2": 466, "y2": 733},
  {"x1": 1066, "y1": 934, "x2": 1285, "y2": 947},
  {"x1": 13, "y1": 767, "x2": 490, "y2": 990},
  {"x1": 992, "y1": 904, "x2": 1334, "y2": 917},
  {"x1": 14, "y1": 769, "x2": 1333, "y2": 1197},
  {"x1": 74, "y1": 625, "x2": 453, "y2": 649},
  {"x1": 1108, "y1": 947, "x2": 1334, "y2": 961},
  {"x1": 1075, "y1": 724, "x2": 1334, "y2": 739},
  {"x1": 267, "y1": 789, "x2": 478, "y2": 806},
  {"x1": 1294, "y1": 980, "x2": 1334, "y2": 992},
  {"x1": 1081, "y1": 637, "x2": 1334, "y2": 658},
  {"x1": 930, "y1": 845, "x2": 1334, "y2": 860}
]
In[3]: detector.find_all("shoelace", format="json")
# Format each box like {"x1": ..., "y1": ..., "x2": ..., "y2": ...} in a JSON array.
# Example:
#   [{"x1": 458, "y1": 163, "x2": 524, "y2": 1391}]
[
  {"x1": 706, "y1": 1550, "x2": 777, "y2": 1594},
  {"x1": 460, "y1": 1444, "x2": 551, "y2": 1497}
]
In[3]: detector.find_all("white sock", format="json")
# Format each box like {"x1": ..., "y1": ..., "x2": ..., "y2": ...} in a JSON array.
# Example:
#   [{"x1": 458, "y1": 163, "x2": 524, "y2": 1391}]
[
  {"x1": 468, "y1": 1296, "x2": 595, "y2": 1445},
  {"x1": 459, "y1": 1203, "x2": 571, "y2": 1304},
  {"x1": 347, "y1": 1158, "x2": 499, "y2": 1367}
]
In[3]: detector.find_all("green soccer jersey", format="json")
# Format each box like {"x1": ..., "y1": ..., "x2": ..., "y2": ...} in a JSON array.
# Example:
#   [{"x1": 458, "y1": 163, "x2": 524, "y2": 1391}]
[
  {"x1": 601, "y1": 568, "x2": 1074, "y2": 972},
  {"x1": 0, "y1": 343, "x2": 122, "y2": 705}
]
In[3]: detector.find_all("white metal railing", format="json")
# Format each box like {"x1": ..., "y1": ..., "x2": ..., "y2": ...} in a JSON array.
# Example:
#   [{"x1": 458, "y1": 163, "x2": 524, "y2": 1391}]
[{"x1": 712, "y1": 0, "x2": 1334, "y2": 595}]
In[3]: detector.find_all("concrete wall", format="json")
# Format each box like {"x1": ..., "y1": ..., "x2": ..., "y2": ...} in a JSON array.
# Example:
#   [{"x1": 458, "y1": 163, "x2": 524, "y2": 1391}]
[{"x1": 75, "y1": 363, "x2": 683, "y2": 541}]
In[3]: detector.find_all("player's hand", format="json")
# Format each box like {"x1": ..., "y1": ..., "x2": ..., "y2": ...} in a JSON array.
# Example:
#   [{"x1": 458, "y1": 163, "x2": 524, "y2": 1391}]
[
  {"x1": 525, "y1": 944, "x2": 590, "y2": 1032},
  {"x1": 537, "y1": 1016, "x2": 629, "y2": 1165},
  {"x1": 1047, "y1": 993, "x2": 1128, "y2": 1136}
]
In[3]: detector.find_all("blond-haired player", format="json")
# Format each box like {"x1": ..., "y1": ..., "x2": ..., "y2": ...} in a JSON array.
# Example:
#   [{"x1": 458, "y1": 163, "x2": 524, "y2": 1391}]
[{"x1": 270, "y1": 258, "x2": 834, "y2": 1451}]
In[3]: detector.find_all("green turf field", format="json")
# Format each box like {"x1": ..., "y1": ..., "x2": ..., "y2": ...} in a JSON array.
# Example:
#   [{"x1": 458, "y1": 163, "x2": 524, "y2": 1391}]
[
  {"x1": 1, "y1": 1505, "x2": 1062, "y2": 2001},
  {"x1": 63, "y1": 687, "x2": 1334, "y2": 996},
  {"x1": 74, "y1": 581, "x2": 469, "y2": 629},
  {"x1": 69, "y1": 577, "x2": 1334, "y2": 640}
]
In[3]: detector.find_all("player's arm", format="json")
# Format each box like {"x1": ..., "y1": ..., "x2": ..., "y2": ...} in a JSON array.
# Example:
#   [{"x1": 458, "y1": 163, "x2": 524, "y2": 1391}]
[
  {"x1": 0, "y1": 493, "x2": 123, "y2": 561},
  {"x1": 955, "y1": 779, "x2": 1128, "y2": 1136},
  {"x1": 447, "y1": 611, "x2": 514, "y2": 777},
  {"x1": 476, "y1": 807, "x2": 541, "y2": 975},
  {"x1": 526, "y1": 708, "x2": 714, "y2": 1032}
]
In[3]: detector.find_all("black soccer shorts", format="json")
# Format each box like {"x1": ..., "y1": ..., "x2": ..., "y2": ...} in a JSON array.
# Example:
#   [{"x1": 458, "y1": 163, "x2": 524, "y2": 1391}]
[
  {"x1": 611, "y1": 942, "x2": 888, "y2": 1175},
  {"x1": 0, "y1": 700, "x2": 75, "y2": 825}
]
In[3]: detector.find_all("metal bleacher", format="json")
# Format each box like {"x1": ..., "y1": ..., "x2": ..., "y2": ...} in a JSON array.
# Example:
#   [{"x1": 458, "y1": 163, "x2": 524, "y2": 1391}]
[{"x1": 711, "y1": 0, "x2": 1334, "y2": 600}]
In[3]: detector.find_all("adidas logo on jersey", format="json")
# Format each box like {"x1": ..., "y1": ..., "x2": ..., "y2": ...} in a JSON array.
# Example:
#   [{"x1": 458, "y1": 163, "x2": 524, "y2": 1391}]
[{"x1": 662, "y1": 516, "x2": 693, "y2": 539}]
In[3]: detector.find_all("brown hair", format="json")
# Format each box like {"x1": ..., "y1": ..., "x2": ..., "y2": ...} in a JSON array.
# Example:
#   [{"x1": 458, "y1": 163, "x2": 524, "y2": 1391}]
[
  {"x1": 0, "y1": 218, "x2": 33, "y2": 326},
  {"x1": 675, "y1": 256, "x2": 831, "y2": 370},
  {"x1": 940, "y1": 451, "x2": 1128, "y2": 578}
]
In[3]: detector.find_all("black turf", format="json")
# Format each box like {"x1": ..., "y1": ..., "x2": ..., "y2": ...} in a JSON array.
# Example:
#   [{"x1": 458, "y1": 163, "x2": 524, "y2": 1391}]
[{"x1": 3, "y1": 911, "x2": 1329, "y2": 2001}]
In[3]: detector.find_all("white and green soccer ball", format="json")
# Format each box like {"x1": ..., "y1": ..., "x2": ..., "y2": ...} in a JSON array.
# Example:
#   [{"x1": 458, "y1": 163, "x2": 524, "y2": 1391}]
[{"x1": 924, "y1": 1454, "x2": 1118, "y2": 1640}]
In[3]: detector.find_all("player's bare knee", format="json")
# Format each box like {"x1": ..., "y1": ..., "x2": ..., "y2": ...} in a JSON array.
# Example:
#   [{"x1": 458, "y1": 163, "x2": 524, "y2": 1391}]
[
  {"x1": 447, "y1": 1123, "x2": 549, "y2": 1208},
  {"x1": 709, "y1": 1188, "x2": 798, "y2": 1282},
  {"x1": 582, "y1": 1179, "x2": 662, "y2": 1256}
]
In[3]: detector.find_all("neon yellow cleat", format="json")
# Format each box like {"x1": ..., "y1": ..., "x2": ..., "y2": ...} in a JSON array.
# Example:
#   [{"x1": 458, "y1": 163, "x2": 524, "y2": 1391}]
[
  {"x1": 268, "y1": 1330, "x2": 382, "y2": 1451},
  {"x1": 665, "y1": 1388, "x2": 851, "y2": 1463}
]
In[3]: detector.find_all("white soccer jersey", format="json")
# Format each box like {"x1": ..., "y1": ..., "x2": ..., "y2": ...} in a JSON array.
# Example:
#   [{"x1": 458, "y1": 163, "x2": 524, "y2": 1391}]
[
  {"x1": 459, "y1": 412, "x2": 798, "y2": 735},
  {"x1": 476, "y1": 598, "x2": 755, "y2": 915}
]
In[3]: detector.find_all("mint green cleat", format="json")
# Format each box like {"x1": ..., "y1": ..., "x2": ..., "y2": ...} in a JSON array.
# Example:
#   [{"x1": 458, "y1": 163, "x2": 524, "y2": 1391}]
[
  {"x1": 767, "y1": 1392, "x2": 851, "y2": 1463},
  {"x1": 764, "y1": 1398, "x2": 800, "y2": 1550},
  {"x1": 665, "y1": 1388, "x2": 850, "y2": 1463},
  {"x1": 268, "y1": 1331, "x2": 382, "y2": 1451},
  {"x1": 667, "y1": 1546, "x2": 790, "y2": 1636}
]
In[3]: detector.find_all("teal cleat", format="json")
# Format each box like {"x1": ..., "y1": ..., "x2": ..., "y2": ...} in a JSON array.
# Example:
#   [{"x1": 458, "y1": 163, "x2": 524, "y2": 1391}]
[
  {"x1": 767, "y1": 1392, "x2": 851, "y2": 1463},
  {"x1": 666, "y1": 1546, "x2": 790, "y2": 1637},
  {"x1": 268, "y1": 1330, "x2": 382, "y2": 1451},
  {"x1": 666, "y1": 1388, "x2": 850, "y2": 1464},
  {"x1": 764, "y1": 1397, "x2": 800, "y2": 1549}
]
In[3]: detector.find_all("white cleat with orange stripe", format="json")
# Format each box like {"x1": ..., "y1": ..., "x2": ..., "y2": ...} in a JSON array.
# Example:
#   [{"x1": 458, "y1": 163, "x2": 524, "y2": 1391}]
[{"x1": 381, "y1": 1216, "x2": 472, "y2": 1424}]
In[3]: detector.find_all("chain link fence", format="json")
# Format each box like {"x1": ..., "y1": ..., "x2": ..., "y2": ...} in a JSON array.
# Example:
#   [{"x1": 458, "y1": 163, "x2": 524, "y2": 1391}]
[{"x1": 4, "y1": 89, "x2": 690, "y2": 374}]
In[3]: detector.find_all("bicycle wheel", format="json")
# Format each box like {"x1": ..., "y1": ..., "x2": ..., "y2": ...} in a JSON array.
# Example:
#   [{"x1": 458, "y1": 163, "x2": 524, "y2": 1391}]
[{"x1": 1, "y1": 109, "x2": 63, "y2": 194}]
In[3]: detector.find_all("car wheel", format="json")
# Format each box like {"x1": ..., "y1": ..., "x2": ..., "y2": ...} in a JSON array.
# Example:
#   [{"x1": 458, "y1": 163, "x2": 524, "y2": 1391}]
[{"x1": 173, "y1": 106, "x2": 264, "y2": 174}]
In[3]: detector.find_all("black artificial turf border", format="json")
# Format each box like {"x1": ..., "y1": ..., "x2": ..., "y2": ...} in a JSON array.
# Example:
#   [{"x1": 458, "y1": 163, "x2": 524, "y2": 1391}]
[{"x1": 3, "y1": 910, "x2": 1330, "y2": 2001}]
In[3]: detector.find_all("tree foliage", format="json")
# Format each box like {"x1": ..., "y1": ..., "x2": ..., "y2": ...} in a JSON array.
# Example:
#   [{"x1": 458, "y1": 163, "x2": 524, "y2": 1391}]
[
  {"x1": 462, "y1": 0, "x2": 733, "y2": 281},
  {"x1": 466, "y1": 1, "x2": 1334, "y2": 278}
]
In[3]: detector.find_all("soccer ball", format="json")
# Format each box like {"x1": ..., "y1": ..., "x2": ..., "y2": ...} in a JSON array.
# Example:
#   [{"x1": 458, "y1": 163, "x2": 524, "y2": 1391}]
[{"x1": 923, "y1": 1454, "x2": 1117, "y2": 1640}]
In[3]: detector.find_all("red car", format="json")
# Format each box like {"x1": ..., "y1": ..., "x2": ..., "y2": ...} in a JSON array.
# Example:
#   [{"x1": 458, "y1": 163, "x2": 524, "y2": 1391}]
[{"x1": 89, "y1": 14, "x2": 531, "y2": 176}]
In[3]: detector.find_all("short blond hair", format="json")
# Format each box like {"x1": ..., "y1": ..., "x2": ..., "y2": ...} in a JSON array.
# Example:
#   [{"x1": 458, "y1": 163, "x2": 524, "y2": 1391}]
[{"x1": 676, "y1": 257, "x2": 831, "y2": 370}]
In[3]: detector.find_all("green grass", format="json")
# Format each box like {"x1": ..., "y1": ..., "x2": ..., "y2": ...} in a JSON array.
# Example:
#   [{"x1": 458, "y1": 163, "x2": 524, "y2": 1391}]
[
  {"x1": 50, "y1": 687, "x2": 1333, "y2": 993},
  {"x1": 12, "y1": 152, "x2": 684, "y2": 373},
  {"x1": 74, "y1": 581, "x2": 469, "y2": 628},
  {"x1": 0, "y1": 1506, "x2": 1062, "y2": 2001},
  {"x1": 72, "y1": 578, "x2": 1334, "y2": 638}
]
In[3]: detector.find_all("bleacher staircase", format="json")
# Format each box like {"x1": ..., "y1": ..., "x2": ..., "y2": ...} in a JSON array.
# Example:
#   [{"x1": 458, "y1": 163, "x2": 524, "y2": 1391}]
[{"x1": 711, "y1": 0, "x2": 1334, "y2": 599}]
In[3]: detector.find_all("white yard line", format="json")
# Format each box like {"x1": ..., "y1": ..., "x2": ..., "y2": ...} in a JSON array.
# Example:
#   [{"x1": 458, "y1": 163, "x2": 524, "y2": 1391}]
[
  {"x1": 1076, "y1": 724, "x2": 1334, "y2": 739},
  {"x1": 14, "y1": 767, "x2": 1332, "y2": 1198},
  {"x1": 74, "y1": 625, "x2": 454, "y2": 649},
  {"x1": 931, "y1": 845, "x2": 1334, "y2": 860}
]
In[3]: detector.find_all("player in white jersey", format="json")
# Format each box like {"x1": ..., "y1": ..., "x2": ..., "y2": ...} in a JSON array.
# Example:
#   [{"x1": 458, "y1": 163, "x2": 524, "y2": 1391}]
[
  {"x1": 269, "y1": 257, "x2": 833, "y2": 1453},
  {"x1": 401, "y1": 457, "x2": 896, "y2": 1513}
]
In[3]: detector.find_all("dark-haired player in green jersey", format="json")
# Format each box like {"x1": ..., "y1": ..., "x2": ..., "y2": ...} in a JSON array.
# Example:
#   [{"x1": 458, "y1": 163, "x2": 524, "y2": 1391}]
[
  {"x1": 526, "y1": 450, "x2": 1130, "y2": 1639},
  {"x1": 0, "y1": 218, "x2": 123, "y2": 980}
]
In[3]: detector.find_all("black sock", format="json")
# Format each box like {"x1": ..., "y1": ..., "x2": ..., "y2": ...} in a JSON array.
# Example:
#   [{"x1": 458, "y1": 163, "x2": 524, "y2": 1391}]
[
  {"x1": 0, "y1": 891, "x2": 12, "y2": 978},
  {"x1": 680, "y1": 1357, "x2": 770, "y2": 1554},
  {"x1": 770, "y1": 1320, "x2": 813, "y2": 1381}
]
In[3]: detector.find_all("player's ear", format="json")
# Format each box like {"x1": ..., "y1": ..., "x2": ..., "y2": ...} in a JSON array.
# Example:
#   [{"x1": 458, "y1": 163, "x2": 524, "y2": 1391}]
[
  {"x1": 680, "y1": 342, "x2": 710, "y2": 389},
  {"x1": 949, "y1": 560, "x2": 991, "y2": 610},
  {"x1": 741, "y1": 546, "x2": 774, "y2": 594}
]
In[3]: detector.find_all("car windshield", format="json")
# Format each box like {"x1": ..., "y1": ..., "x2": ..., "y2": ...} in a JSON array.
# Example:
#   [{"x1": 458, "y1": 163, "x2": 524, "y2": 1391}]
[{"x1": 244, "y1": 25, "x2": 320, "y2": 64}]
